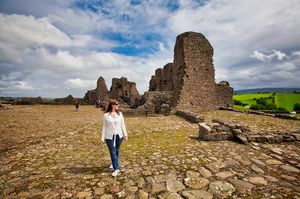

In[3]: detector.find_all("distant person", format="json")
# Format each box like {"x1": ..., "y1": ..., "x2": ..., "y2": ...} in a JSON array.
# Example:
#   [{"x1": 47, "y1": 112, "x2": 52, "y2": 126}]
[
  {"x1": 95, "y1": 99, "x2": 101, "y2": 108},
  {"x1": 75, "y1": 100, "x2": 80, "y2": 112},
  {"x1": 101, "y1": 99, "x2": 128, "y2": 177}
]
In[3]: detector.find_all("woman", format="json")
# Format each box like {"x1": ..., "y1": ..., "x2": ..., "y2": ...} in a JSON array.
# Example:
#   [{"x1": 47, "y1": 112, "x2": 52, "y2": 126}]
[{"x1": 101, "y1": 99, "x2": 128, "y2": 177}]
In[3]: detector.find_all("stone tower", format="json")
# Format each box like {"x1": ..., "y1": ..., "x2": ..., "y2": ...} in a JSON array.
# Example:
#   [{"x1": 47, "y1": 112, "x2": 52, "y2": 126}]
[
  {"x1": 171, "y1": 32, "x2": 217, "y2": 112},
  {"x1": 83, "y1": 76, "x2": 108, "y2": 104},
  {"x1": 95, "y1": 76, "x2": 109, "y2": 101},
  {"x1": 149, "y1": 63, "x2": 173, "y2": 91}
]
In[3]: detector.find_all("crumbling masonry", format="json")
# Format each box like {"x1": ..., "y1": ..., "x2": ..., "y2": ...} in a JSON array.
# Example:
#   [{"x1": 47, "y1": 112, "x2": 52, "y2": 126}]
[
  {"x1": 82, "y1": 31, "x2": 233, "y2": 114},
  {"x1": 143, "y1": 31, "x2": 233, "y2": 113},
  {"x1": 83, "y1": 77, "x2": 140, "y2": 107}
]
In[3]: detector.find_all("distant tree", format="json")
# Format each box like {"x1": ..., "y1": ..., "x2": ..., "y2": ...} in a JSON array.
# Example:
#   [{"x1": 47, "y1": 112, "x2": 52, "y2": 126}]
[
  {"x1": 294, "y1": 103, "x2": 300, "y2": 111},
  {"x1": 250, "y1": 104, "x2": 265, "y2": 110},
  {"x1": 234, "y1": 99, "x2": 245, "y2": 106},
  {"x1": 256, "y1": 98, "x2": 267, "y2": 105},
  {"x1": 265, "y1": 103, "x2": 277, "y2": 110}
]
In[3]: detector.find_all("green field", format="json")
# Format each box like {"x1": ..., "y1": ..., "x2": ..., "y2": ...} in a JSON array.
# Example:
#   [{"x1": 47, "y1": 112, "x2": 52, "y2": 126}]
[
  {"x1": 233, "y1": 93, "x2": 300, "y2": 112},
  {"x1": 234, "y1": 93, "x2": 273, "y2": 105},
  {"x1": 275, "y1": 93, "x2": 300, "y2": 111}
]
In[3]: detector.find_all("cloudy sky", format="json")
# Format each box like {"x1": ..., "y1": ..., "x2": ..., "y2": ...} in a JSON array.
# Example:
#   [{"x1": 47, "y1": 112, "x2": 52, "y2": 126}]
[{"x1": 0, "y1": 0, "x2": 299, "y2": 98}]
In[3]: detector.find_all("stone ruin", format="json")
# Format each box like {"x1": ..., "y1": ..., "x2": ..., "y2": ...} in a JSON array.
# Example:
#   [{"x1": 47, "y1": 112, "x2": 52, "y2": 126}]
[
  {"x1": 109, "y1": 77, "x2": 140, "y2": 107},
  {"x1": 83, "y1": 76, "x2": 109, "y2": 104},
  {"x1": 82, "y1": 31, "x2": 233, "y2": 114},
  {"x1": 82, "y1": 76, "x2": 140, "y2": 108},
  {"x1": 135, "y1": 31, "x2": 233, "y2": 114},
  {"x1": 199, "y1": 119, "x2": 300, "y2": 144},
  {"x1": 54, "y1": 95, "x2": 78, "y2": 105}
]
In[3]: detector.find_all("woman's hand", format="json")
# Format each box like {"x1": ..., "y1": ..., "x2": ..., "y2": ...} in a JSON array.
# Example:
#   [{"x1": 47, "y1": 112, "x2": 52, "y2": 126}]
[{"x1": 124, "y1": 136, "x2": 128, "y2": 141}]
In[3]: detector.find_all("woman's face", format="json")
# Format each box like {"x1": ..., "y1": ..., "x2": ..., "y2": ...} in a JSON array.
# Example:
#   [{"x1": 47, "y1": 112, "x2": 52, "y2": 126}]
[{"x1": 112, "y1": 102, "x2": 119, "y2": 110}]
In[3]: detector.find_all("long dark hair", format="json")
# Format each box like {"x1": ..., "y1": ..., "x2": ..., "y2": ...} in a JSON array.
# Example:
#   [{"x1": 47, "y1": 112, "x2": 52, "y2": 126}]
[{"x1": 105, "y1": 99, "x2": 120, "y2": 115}]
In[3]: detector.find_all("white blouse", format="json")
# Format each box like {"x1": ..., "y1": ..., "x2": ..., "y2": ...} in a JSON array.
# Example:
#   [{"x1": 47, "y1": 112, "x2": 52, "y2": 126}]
[{"x1": 101, "y1": 111, "x2": 128, "y2": 147}]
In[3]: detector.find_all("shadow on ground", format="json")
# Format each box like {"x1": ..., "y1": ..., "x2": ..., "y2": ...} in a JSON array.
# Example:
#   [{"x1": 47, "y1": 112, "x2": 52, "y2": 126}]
[{"x1": 63, "y1": 165, "x2": 110, "y2": 174}]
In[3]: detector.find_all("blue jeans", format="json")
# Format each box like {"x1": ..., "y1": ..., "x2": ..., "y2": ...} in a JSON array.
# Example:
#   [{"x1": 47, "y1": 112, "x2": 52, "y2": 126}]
[{"x1": 106, "y1": 134, "x2": 123, "y2": 170}]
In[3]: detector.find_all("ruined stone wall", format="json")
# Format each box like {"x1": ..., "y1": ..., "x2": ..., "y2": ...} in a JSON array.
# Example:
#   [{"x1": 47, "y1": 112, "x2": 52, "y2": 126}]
[
  {"x1": 83, "y1": 76, "x2": 108, "y2": 104},
  {"x1": 216, "y1": 81, "x2": 234, "y2": 108},
  {"x1": 172, "y1": 32, "x2": 217, "y2": 112},
  {"x1": 95, "y1": 76, "x2": 109, "y2": 101},
  {"x1": 161, "y1": 63, "x2": 173, "y2": 91},
  {"x1": 149, "y1": 63, "x2": 173, "y2": 91},
  {"x1": 136, "y1": 91, "x2": 173, "y2": 114},
  {"x1": 149, "y1": 68, "x2": 163, "y2": 91},
  {"x1": 199, "y1": 119, "x2": 300, "y2": 143},
  {"x1": 83, "y1": 90, "x2": 96, "y2": 104},
  {"x1": 109, "y1": 77, "x2": 139, "y2": 107},
  {"x1": 143, "y1": 31, "x2": 234, "y2": 113},
  {"x1": 128, "y1": 81, "x2": 140, "y2": 107},
  {"x1": 83, "y1": 76, "x2": 139, "y2": 106}
]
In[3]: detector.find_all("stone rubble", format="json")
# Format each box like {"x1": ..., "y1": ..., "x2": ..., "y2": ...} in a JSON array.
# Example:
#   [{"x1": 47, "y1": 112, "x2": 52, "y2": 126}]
[{"x1": 199, "y1": 119, "x2": 300, "y2": 144}]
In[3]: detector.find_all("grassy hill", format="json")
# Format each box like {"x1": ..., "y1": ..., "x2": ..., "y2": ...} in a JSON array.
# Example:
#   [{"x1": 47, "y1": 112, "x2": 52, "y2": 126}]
[
  {"x1": 234, "y1": 93, "x2": 273, "y2": 106},
  {"x1": 233, "y1": 92, "x2": 300, "y2": 112},
  {"x1": 234, "y1": 87, "x2": 300, "y2": 94},
  {"x1": 275, "y1": 93, "x2": 300, "y2": 111}
]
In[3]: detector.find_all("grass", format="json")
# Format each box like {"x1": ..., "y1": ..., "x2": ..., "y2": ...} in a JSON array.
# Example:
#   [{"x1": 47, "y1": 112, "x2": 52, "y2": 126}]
[
  {"x1": 233, "y1": 92, "x2": 300, "y2": 112},
  {"x1": 233, "y1": 93, "x2": 273, "y2": 105},
  {"x1": 275, "y1": 93, "x2": 300, "y2": 111},
  {"x1": 233, "y1": 105, "x2": 251, "y2": 111}
]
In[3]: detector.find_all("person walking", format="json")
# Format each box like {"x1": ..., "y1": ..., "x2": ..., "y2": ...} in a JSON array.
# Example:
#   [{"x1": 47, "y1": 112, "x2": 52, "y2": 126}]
[
  {"x1": 75, "y1": 100, "x2": 80, "y2": 112},
  {"x1": 95, "y1": 99, "x2": 101, "y2": 108},
  {"x1": 101, "y1": 99, "x2": 128, "y2": 177}
]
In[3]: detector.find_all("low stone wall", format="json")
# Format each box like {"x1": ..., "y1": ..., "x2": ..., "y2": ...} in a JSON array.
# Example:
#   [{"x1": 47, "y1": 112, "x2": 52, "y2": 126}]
[
  {"x1": 176, "y1": 110, "x2": 204, "y2": 123},
  {"x1": 199, "y1": 119, "x2": 300, "y2": 144},
  {"x1": 219, "y1": 107, "x2": 300, "y2": 121}
]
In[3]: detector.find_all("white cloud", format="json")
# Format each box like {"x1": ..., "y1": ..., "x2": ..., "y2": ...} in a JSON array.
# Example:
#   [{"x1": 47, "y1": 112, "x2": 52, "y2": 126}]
[
  {"x1": 292, "y1": 51, "x2": 300, "y2": 57},
  {"x1": 225, "y1": 50, "x2": 300, "y2": 89},
  {"x1": 168, "y1": 0, "x2": 300, "y2": 87},
  {"x1": 63, "y1": 78, "x2": 95, "y2": 89},
  {"x1": 0, "y1": 13, "x2": 72, "y2": 48},
  {"x1": 37, "y1": 48, "x2": 86, "y2": 71},
  {"x1": 250, "y1": 49, "x2": 287, "y2": 62},
  {"x1": 0, "y1": 80, "x2": 36, "y2": 92},
  {"x1": 13, "y1": 81, "x2": 35, "y2": 90},
  {"x1": 273, "y1": 50, "x2": 287, "y2": 60}
]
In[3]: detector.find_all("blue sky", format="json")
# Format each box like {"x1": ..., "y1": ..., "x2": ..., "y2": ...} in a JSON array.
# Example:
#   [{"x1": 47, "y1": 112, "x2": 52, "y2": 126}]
[{"x1": 0, "y1": 0, "x2": 300, "y2": 98}]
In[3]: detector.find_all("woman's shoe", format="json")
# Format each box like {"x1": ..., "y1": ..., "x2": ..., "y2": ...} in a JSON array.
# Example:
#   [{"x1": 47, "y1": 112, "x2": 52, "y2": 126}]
[
  {"x1": 110, "y1": 164, "x2": 121, "y2": 169},
  {"x1": 112, "y1": 169, "x2": 120, "y2": 177}
]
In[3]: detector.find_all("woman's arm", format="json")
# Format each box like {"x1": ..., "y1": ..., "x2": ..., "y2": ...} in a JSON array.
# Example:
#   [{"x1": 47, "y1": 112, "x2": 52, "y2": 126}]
[
  {"x1": 120, "y1": 112, "x2": 128, "y2": 137},
  {"x1": 101, "y1": 115, "x2": 106, "y2": 142}
]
